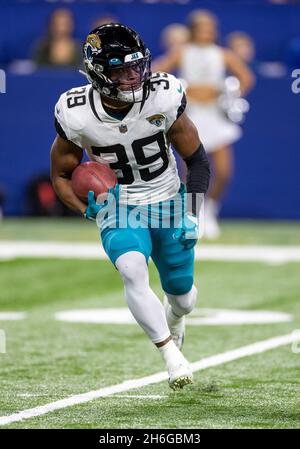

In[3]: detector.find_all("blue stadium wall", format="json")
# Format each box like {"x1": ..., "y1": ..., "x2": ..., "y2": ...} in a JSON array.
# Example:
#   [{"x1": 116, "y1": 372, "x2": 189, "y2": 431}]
[{"x1": 0, "y1": 1, "x2": 299, "y2": 218}]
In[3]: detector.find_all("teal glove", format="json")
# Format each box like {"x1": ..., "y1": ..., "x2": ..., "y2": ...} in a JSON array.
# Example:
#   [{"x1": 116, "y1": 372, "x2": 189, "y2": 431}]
[
  {"x1": 84, "y1": 190, "x2": 107, "y2": 221},
  {"x1": 173, "y1": 214, "x2": 199, "y2": 250},
  {"x1": 84, "y1": 185, "x2": 120, "y2": 221}
]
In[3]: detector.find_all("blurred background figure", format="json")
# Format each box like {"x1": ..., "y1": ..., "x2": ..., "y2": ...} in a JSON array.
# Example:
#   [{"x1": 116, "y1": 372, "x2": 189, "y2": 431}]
[
  {"x1": 91, "y1": 14, "x2": 119, "y2": 28},
  {"x1": 153, "y1": 23, "x2": 190, "y2": 180},
  {"x1": 154, "y1": 23, "x2": 190, "y2": 67},
  {"x1": 33, "y1": 8, "x2": 82, "y2": 68},
  {"x1": 227, "y1": 29, "x2": 287, "y2": 78},
  {"x1": 161, "y1": 23, "x2": 190, "y2": 51},
  {"x1": 153, "y1": 23, "x2": 190, "y2": 75},
  {"x1": 154, "y1": 10, "x2": 255, "y2": 239},
  {"x1": 227, "y1": 31, "x2": 256, "y2": 66},
  {"x1": 26, "y1": 174, "x2": 77, "y2": 217}
]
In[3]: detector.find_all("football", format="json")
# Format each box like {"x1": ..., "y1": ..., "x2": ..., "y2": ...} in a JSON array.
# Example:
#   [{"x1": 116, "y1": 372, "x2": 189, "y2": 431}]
[{"x1": 71, "y1": 161, "x2": 117, "y2": 203}]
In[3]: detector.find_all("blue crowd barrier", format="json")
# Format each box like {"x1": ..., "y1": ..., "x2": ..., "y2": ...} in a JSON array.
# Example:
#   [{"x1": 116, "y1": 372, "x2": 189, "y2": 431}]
[
  {"x1": 1, "y1": 1, "x2": 300, "y2": 65},
  {"x1": 0, "y1": 69, "x2": 299, "y2": 218}
]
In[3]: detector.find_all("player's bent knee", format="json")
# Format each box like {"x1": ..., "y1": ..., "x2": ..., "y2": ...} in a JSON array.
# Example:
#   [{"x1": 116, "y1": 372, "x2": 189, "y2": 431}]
[
  {"x1": 116, "y1": 251, "x2": 148, "y2": 285},
  {"x1": 162, "y1": 274, "x2": 194, "y2": 296},
  {"x1": 179, "y1": 285, "x2": 198, "y2": 314},
  {"x1": 166, "y1": 284, "x2": 198, "y2": 316}
]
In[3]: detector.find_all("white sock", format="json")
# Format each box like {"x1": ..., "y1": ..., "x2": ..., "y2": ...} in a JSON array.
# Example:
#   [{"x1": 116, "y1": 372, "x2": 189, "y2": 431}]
[
  {"x1": 116, "y1": 251, "x2": 170, "y2": 344},
  {"x1": 158, "y1": 339, "x2": 186, "y2": 369}
]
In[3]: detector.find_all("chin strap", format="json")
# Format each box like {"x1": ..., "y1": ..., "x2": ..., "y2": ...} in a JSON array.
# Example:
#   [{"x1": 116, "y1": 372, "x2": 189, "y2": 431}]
[{"x1": 140, "y1": 79, "x2": 151, "y2": 112}]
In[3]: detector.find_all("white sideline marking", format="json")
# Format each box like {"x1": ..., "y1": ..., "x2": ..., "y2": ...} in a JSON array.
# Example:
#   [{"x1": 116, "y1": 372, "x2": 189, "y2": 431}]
[
  {"x1": 1, "y1": 241, "x2": 300, "y2": 263},
  {"x1": 0, "y1": 312, "x2": 26, "y2": 321},
  {"x1": 0, "y1": 241, "x2": 106, "y2": 261},
  {"x1": 0, "y1": 330, "x2": 299, "y2": 426},
  {"x1": 55, "y1": 307, "x2": 292, "y2": 326}
]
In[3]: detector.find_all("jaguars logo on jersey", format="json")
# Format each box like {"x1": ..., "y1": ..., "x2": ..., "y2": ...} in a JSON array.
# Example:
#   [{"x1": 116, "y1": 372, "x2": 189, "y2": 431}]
[{"x1": 146, "y1": 114, "x2": 166, "y2": 127}]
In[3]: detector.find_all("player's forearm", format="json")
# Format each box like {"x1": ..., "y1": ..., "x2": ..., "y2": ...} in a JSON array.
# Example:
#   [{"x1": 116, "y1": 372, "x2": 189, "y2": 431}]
[
  {"x1": 183, "y1": 143, "x2": 211, "y2": 216},
  {"x1": 52, "y1": 175, "x2": 86, "y2": 215}
]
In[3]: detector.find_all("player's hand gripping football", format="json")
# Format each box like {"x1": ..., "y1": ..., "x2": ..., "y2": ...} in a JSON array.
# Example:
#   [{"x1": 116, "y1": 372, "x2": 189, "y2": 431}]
[
  {"x1": 173, "y1": 214, "x2": 199, "y2": 250},
  {"x1": 84, "y1": 185, "x2": 119, "y2": 221}
]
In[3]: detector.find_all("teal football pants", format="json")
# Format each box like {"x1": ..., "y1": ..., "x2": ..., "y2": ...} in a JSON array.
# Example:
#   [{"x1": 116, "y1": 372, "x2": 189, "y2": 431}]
[{"x1": 100, "y1": 186, "x2": 195, "y2": 296}]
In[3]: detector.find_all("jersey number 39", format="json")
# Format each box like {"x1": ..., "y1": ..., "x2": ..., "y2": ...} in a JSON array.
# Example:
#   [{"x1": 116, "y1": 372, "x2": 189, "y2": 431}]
[{"x1": 91, "y1": 131, "x2": 169, "y2": 184}]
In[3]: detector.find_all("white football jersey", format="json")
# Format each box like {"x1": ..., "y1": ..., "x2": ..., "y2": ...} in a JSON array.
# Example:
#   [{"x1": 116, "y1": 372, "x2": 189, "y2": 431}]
[{"x1": 54, "y1": 73, "x2": 186, "y2": 205}]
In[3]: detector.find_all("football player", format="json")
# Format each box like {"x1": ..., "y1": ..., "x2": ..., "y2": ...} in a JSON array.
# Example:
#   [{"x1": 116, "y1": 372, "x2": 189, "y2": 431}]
[{"x1": 50, "y1": 23, "x2": 210, "y2": 390}]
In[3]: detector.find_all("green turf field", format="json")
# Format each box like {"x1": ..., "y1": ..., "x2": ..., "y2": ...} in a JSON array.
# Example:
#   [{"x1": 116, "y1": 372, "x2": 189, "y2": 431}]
[
  {"x1": 0, "y1": 219, "x2": 300, "y2": 428},
  {"x1": 1, "y1": 218, "x2": 300, "y2": 245}
]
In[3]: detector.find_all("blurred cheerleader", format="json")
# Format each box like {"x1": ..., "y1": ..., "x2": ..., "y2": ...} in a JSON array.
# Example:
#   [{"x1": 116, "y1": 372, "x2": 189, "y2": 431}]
[{"x1": 154, "y1": 10, "x2": 255, "y2": 239}]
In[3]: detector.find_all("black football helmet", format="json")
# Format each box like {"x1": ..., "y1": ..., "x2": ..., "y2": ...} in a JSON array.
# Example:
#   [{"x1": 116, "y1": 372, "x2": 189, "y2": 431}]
[{"x1": 82, "y1": 23, "x2": 151, "y2": 104}]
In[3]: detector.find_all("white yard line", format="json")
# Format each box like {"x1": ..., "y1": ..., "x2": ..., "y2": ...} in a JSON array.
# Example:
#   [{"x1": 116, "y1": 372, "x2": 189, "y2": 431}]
[
  {"x1": 0, "y1": 241, "x2": 106, "y2": 261},
  {"x1": 0, "y1": 330, "x2": 299, "y2": 427},
  {"x1": 1, "y1": 241, "x2": 300, "y2": 263},
  {"x1": 0, "y1": 312, "x2": 26, "y2": 321}
]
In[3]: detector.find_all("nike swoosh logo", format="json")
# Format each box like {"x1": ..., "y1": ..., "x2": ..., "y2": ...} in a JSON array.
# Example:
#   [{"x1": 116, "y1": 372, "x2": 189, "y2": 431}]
[{"x1": 177, "y1": 84, "x2": 183, "y2": 93}]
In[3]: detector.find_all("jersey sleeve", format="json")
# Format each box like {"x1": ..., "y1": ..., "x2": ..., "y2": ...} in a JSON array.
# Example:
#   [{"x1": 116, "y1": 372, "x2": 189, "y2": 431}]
[
  {"x1": 161, "y1": 73, "x2": 187, "y2": 132},
  {"x1": 54, "y1": 92, "x2": 83, "y2": 148}
]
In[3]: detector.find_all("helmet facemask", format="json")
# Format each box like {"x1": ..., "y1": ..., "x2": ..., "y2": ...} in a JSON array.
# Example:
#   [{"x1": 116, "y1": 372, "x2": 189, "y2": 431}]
[{"x1": 106, "y1": 55, "x2": 151, "y2": 103}]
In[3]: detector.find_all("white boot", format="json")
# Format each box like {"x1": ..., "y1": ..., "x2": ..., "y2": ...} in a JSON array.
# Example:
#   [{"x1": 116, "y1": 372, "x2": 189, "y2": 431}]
[
  {"x1": 158, "y1": 339, "x2": 193, "y2": 390},
  {"x1": 168, "y1": 359, "x2": 194, "y2": 390}
]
